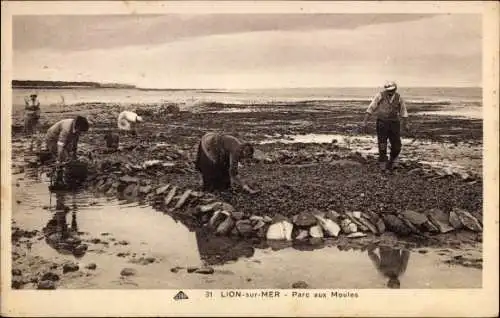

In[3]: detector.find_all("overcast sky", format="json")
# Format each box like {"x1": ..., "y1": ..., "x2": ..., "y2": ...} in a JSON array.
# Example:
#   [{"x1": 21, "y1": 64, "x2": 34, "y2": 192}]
[{"x1": 13, "y1": 14, "x2": 481, "y2": 89}]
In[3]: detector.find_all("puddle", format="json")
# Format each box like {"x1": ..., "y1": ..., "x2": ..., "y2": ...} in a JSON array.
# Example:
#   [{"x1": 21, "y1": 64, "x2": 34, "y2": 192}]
[
  {"x1": 12, "y1": 168, "x2": 481, "y2": 289},
  {"x1": 259, "y1": 133, "x2": 482, "y2": 175}
]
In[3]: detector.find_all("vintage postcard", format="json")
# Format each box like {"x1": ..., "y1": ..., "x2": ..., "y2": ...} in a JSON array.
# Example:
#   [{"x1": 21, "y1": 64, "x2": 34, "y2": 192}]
[{"x1": 1, "y1": 1, "x2": 498, "y2": 317}]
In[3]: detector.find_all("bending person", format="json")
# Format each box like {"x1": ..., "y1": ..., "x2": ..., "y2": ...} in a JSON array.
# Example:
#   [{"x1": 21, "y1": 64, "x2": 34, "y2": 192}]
[
  {"x1": 195, "y1": 132, "x2": 258, "y2": 194},
  {"x1": 45, "y1": 115, "x2": 90, "y2": 165},
  {"x1": 117, "y1": 110, "x2": 143, "y2": 135}
]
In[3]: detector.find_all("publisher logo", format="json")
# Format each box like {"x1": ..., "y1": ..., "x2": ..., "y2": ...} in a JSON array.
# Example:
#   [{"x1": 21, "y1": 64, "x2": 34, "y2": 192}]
[{"x1": 174, "y1": 291, "x2": 189, "y2": 300}]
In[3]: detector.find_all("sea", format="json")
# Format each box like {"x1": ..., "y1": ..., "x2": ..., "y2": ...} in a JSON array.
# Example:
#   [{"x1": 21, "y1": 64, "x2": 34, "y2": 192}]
[{"x1": 12, "y1": 86, "x2": 482, "y2": 119}]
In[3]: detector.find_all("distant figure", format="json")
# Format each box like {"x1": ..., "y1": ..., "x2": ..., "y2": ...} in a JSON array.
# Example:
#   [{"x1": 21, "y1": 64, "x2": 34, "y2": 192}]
[
  {"x1": 195, "y1": 132, "x2": 258, "y2": 194},
  {"x1": 362, "y1": 81, "x2": 410, "y2": 170},
  {"x1": 368, "y1": 245, "x2": 410, "y2": 289},
  {"x1": 117, "y1": 110, "x2": 143, "y2": 135},
  {"x1": 45, "y1": 115, "x2": 90, "y2": 165},
  {"x1": 24, "y1": 93, "x2": 41, "y2": 151}
]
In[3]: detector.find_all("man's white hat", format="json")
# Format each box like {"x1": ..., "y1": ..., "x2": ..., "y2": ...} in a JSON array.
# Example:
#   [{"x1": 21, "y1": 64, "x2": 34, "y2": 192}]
[{"x1": 384, "y1": 81, "x2": 397, "y2": 91}]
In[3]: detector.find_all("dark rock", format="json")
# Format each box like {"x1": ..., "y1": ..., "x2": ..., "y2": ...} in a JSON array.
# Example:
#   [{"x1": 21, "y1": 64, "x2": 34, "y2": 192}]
[
  {"x1": 41, "y1": 272, "x2": 60, "y2": 281},
  {"x1": 453, "y1": 208, "x2": 482, "y2": 232},
  {"x1": 216, "y1": 217, "x2": 235, "y2": 236},
  {"x1": 426, "y1": 208, "x2": 454, "y2": 233},
  {"x1": 292, "y1": 212, "x2": 317, "y2": 227},
  {"x1": 73, "y1": 244, "x2": 88, "y2": 256},
  {"x1": 12, "y1": 268, "x2": 22, "y2": 276},
  {"x1": 326, "y1": 210, "x2": 342, "y2": 222},
  {"x1": 292, "y1": 281, "x2": 309, "y2": 289},
  {"x1": 383, "y1": 214, "x2": 412, "y2": 236},
  {"x1": 63, "y1": 262, "x2": 79, "y2": 274},
  {"x1": 358, "y1": 217, "x2": 378, "y2": 234},
  {"x1": 230, "y1": 226, "x2": 240, "y2": 237},
  {"x1": 120, "y1": 268, "x2": 137, "y2": 276},
  {"x1": 37, "y1": 280, "x2": 56, "y2": 290},
  {"x1": 195, "y1": 267, "x2": 215, "y2": 275},
  {"x1": 400, "y1": 210, "x2": 428, "y2": 225},
  {"x1": 375, "y1": 218, "x2": 386, "y2": 233},
  {"x1": 272, "y1": 213, "x2": 290, "y2": 223},
  {"x1": 170, "y1": 266, "x2": 183, "y2": 273},
  {"x1": 85, "y1": 263, "x2": 97, "y2": 270},
  {"x1": 400, "y1": 217, "x2": 422, "y2": 234},
  {"x1": 118, "y1": 240, "x2": 130, "y2": 245},
  {"x1": 236, "y1": 220, "x2": 254, "y2": 237},
  {"x1": 256, "y1": 225, "x2": 268, "y2": 238},
  {"x1": 449, "y1": 209, "x2": 463, "y2": 229},
  {"x1": 12, "y1": 277, "x2": 25, "y2": 289},
  {"x1": 423, "y1": 220, "x2": 440, "y2": 233},
  {"x1": 187, "y1": 266, "x2": 198, "y2": 273},
  {"x1": 123, "y1": 184, "x2": 139, "y2": 199}
]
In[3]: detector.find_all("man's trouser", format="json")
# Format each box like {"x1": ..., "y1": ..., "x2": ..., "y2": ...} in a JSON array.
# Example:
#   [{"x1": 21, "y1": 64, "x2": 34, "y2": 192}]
[{"x1": 376, "y1": 119, "x2": 402, "y2": 163}]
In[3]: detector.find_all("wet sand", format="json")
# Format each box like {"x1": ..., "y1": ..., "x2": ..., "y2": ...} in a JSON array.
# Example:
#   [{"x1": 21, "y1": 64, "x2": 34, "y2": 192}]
[{"x1": 10, "y1": 99, "x2": 483, "y2": 289}]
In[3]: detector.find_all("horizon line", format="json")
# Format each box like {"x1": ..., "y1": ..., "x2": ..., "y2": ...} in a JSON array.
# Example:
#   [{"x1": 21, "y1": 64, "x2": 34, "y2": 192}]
[{"x1": 12, "y1": 79, "x2": 481, "y2": 91}]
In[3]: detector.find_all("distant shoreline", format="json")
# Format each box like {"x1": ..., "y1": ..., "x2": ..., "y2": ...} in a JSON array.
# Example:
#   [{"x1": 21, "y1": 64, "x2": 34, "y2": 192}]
[
  {"x1": 12, "y1": 80, "x2": 136, "y2": 89},
  {"x1": 12, "y1": 80, "x2": 480, "y2": 91}
]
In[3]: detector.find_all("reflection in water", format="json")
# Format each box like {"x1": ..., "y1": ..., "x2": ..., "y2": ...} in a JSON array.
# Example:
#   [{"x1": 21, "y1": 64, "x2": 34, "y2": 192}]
[
  {"x1": 368, "y1": 245, "x2": 410, "y2": 289},
  {"x1": 43, "y1": 190, "x2": 87, "y2": 257},
  {"x1": 195, "y1": 228, "x2": 255, "y2": 266}
]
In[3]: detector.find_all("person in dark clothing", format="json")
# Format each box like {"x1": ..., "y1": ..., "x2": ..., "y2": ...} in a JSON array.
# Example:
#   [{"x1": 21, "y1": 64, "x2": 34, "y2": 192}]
[
  {"x1": 368, "y1": 245, "x2": 411, "y2": 289},
  {"x1": 195, "y1": 132, "x2": 258, "y2": 194},
  {"x1": 362, "y1": 81, "x2": 410, "y2": 170},
  {"x1": 24, "y1": 93, "x2": 41, "y2": 151}
]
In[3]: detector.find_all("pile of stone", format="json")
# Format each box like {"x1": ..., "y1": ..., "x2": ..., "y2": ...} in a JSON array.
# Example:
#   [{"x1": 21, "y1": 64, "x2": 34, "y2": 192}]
[
  {"x1": 191, "y1": 201, "x2": 482, "y2": 242},
  {"x1": 85, "y1": 151, "x2": 483, "y2": 242}
]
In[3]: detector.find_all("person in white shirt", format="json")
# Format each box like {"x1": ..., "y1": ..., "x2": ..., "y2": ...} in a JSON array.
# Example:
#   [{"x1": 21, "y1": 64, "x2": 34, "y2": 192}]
[
  {"x1": 117, "y1": 110, "x2": 143, "y2": 135},
  {"x1": 362, "y1": 81, "x2": 410, "y2": 170}
]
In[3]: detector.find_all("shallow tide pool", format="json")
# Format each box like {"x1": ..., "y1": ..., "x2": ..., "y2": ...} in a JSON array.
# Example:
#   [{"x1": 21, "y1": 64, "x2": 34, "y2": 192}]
[{"x1": 11, "y1": 168, "x2": 482, "y2": 289}]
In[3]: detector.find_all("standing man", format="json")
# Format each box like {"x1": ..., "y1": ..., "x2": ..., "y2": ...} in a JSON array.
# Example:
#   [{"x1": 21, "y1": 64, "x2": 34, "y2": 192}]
[
  {"x1": 362, "y1": 81, "x2": 410, "y2": 170},
  {"x1": 24, "y1": 93, "x2": 41, "y2": 151}
]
